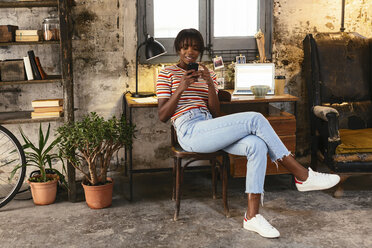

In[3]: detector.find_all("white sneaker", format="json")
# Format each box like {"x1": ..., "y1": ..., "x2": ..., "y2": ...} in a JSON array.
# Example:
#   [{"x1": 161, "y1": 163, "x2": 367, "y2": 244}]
[
  {"x1": 243, "y1": 213, "x2": 280, "y2": 238},
  {"x1": 296, "y1": 168, "x2": 340, "y2": 192}
]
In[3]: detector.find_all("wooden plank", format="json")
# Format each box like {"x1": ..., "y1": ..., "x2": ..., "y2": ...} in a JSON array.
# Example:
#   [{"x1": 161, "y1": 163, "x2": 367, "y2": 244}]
[
  {"x1": 0, "y1": 111, "x2": 63, "y2": 124},
  {"x1": 0, "y1": 41, "x2": 59, "y2": 46},
  {"x1": 0, "y1": 1, "x2": 58, "y2": 8},
  {"x1": 0, "y1": 75, "x2": 62, "y2": 86}
]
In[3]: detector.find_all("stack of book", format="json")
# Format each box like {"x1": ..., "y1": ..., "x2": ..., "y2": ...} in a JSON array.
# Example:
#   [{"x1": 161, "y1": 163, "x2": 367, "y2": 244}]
[
  {"x1": 15, "y1": 30, "x2": 40, "y2": 42},
  {"x1": 23, "y1": 50, "x2": 47, "y2": 80},
  {"x1": 31, "y1": 99, "x2": 63, "y2": 119}
]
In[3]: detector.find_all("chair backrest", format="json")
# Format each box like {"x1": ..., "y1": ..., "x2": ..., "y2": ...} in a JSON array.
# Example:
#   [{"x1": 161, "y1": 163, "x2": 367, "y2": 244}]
[
  {"x1": 304, "y1": 32, "x2": 371, "y2": 105},
  {"x1": 171, "y1": 125, "x2": 178, "y2": 147},
  {"x1": 304, "y1": 32, "x2": 372, "y2": 129}
]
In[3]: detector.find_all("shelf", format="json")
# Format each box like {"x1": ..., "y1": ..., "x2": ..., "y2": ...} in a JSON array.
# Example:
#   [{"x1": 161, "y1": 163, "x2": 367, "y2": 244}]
[
  {"x1": 0, "y1": 75, "x2": 62, "y2": 86},
  {"x1": 0, "y1": 1, "x2": 57, "y2": 8},
  {"x1": 0, "y1": 41, "x2": 59, "y2": 46},
  {"x1": 0, "y1": 111, "x2": 63, "y2": 125}
]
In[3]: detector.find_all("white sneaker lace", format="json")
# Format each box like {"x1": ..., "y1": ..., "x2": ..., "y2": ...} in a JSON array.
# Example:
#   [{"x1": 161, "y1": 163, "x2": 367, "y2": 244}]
[
  {"x1": 309, "y1": 168, "x2": 333, "y2": 181},
  {"x1": 255, "y1": 214, "x2": 276, "y2": 230}
]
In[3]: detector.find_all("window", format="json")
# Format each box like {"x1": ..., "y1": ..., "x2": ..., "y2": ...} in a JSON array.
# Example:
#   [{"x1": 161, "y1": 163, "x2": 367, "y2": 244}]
[{"x1": 137, "y1": 0, "x2": 272, "y2": 63}]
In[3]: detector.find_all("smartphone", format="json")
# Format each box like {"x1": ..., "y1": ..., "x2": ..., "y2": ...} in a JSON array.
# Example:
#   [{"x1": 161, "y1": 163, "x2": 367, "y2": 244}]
[{"x1": 187, "y1": 63, "x2": 199, "y2": 76}]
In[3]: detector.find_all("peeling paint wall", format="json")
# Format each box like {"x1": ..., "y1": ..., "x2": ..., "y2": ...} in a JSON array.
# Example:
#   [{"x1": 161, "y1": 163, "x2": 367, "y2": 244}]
[{"x1": 1, "y1": 0, "x2": 371, "y2": 171}]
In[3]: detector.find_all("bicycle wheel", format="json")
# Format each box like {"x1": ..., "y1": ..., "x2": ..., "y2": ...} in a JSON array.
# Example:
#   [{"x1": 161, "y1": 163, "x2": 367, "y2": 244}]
[{"x1": 0, "y1": 125, "x2": 26, "y2": 208}]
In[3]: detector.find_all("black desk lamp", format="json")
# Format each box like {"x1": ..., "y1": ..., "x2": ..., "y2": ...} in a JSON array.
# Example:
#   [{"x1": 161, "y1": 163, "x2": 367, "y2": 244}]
[{"x1": 132, "y1": 36, "x2": 167, "y2": 98}]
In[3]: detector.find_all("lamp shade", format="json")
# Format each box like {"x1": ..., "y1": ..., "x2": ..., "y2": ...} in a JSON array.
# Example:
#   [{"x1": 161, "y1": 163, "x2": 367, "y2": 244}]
[
  {"x1": 132, "y1": 36, "x2": 167, "y2": 98},
  {"x1": 145, "y1": 37, "x2": 167, "y2": 60}
]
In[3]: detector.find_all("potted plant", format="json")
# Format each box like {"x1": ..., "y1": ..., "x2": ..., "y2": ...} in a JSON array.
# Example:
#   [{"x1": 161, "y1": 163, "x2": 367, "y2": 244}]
[
  {"x1": 57, "y1": 112, "x2": 135, "y2": 209},
  {"x1": 11, "y1": 123, "x2": 67, "y2": 205}
]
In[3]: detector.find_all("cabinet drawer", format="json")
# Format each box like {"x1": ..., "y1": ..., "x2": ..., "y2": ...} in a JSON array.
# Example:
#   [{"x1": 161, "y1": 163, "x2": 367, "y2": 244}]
[
  {"x1": 230, "y1": 135, "x2": 296, "y2": 177},
  {"x1": 267, "y1": 116, "x2": 296, "y2": 136}
]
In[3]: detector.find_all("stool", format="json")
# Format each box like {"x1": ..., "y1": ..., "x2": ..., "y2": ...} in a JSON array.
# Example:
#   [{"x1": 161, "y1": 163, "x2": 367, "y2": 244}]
[{"x1": 171, "y1": 126, "x2": 230, "y2": 221}]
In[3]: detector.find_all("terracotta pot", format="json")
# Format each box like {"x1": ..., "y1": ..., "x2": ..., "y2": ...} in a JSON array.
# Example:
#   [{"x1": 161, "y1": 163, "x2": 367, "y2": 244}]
[
  {"x1": 28, "y1": 174, "x2": 59, "y2": 205},
  {"x1": 82, "y1": 178, "x2": 113, "y2": 209}
]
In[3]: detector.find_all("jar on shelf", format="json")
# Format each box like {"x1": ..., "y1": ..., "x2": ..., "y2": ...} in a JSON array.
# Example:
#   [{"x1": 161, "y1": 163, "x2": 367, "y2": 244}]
[{"x1": 42, "y1": 15, "x2": 60, "y2": 41}]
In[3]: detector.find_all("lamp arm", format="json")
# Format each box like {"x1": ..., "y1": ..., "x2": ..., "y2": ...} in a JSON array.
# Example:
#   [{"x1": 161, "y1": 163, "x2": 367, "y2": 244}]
[{"x1": 135, "y1": 41, "x2": 147, "y2": 94}]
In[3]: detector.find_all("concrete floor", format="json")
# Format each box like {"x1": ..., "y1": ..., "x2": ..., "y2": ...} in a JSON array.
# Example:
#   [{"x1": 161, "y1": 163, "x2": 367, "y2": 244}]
[{"x1": 1, "y1": 167, "x2": 371, "y2": 248}]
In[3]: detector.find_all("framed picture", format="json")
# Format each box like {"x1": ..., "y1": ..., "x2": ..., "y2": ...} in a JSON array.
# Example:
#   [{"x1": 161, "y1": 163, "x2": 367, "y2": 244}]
[
  {"x1": 236, "y1": 54, "x2": 246, "y2": 64},
  {"x1": 213, "y1": 56, "x2": 224, "y2": 70}
]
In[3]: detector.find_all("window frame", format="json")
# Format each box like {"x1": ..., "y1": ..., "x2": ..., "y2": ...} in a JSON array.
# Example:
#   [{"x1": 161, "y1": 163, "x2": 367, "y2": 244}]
[{"x1": 137, "y1": 0, "x2": 272, "y2": 63}]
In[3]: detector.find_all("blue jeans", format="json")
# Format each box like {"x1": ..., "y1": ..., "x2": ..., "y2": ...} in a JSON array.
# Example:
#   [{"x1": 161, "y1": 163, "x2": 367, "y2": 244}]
[{"x1": 173, "y1": 108, "x2": 290, "y2": 193}]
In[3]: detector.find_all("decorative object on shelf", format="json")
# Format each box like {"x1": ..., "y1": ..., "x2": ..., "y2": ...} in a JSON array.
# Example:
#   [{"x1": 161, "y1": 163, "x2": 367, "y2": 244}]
[
  {"x1": 42, "y1": 14, "x2": 60, "y2": 41},
  {"x1": 0, "y1": 25, "x2": 18, "y2": 42},
  {"x1": 250, "y1": 85, "x2": 270, "y2": 98},
  {"x1": 15, "y1": 30, "x2": 40, "y2": 42},
  {"x1": 31, "y1": 98, "x2": 63, "y2": 108},
  {"x1": 27, "y1": 50, "x2": 42, "y2": 80},
  {"x1": 10, "y1": 123, "x2": 67, "y2": 205},
  {"x1": 133, "y1": 36, "x2": 166, "y2": 98},
  {"x1": 0, "y1": 59, "x2": 25, "y2": 81},
  {"x1": 23, "y1": 56, "x2": 34, "y2": 80},
  {"x1": 254, "y1": 29, "x2": 266, "y2": 63},
  {"x1": 31, "y1": 98, "x2": 63, "y2": 119},
  {"x1": 35, "y1": 57, "x2": 47, "y2": 79},
  {"x1": 57, "y1": 112, "x2": 136, "y2": 209}
]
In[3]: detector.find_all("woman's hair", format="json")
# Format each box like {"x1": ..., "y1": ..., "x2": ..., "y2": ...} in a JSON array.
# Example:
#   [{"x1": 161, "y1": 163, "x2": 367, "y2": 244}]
[{"x1": 174, "y1": 28, "x2": 205, "y2": 59}]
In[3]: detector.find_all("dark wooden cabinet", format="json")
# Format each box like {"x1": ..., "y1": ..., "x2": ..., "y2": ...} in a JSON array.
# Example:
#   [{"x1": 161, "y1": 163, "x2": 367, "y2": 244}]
[
  {"x1": 219, "y1": 92, "x2": 298, "y2": 177},
  {"x1": 229, "y1": 111, "x2": 296, "y2": 177}
]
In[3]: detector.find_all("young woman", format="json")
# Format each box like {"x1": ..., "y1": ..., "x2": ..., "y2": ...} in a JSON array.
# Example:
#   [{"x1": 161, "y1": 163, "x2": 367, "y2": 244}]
[{"x1": 156, "y1": 28, "x2": 340, "y2": 239}]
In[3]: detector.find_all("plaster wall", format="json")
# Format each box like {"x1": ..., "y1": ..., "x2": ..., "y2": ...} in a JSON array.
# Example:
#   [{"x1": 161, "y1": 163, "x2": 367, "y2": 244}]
[{"x1": 0, "y1": 0, "x2": 371, "y2": 171}]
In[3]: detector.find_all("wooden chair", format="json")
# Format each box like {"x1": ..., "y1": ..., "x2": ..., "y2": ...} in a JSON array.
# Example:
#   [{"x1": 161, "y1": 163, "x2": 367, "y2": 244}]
[{"x1": 171, "y1": 125, "x2": 230, "y2": 221}]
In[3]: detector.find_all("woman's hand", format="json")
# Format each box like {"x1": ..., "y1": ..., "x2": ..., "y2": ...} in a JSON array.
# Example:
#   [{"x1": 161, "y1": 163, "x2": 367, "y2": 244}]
[
  {"x1": 197, "y1": 63, "x2": 214, "y2": 86},
  {"x1": 194, "y1": 63, "x2": 220, "y2": 117},
  {"x1": 178, "y1": 70, "x2": 199, "y2": 91}
]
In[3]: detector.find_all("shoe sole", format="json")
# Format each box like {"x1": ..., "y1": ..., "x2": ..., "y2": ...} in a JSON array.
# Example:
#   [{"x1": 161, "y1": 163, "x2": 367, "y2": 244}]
[
  {"x1": 243, "y1": 223, "x2": 280, "y2": 238},
  {"x1": 296, "y1": 177, "x2": 341, "y2": 192}
]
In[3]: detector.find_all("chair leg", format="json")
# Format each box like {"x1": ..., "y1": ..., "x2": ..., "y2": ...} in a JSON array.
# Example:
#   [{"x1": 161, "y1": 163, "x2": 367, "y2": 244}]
[
  {"x1": 334, "y1": 175, "x2": 350, "y2": 198},
  {"x1": 174, "y1": 157, "x2": 182, "y2": 221},
  {"x1": 222, "y1": 154, "x2": 230, "y2": 217},
  {"x1": 172, "y1": 157, "x2": 177, "y2": 201},
  {"x1": 211, "y1": 160, "x2": 217, "y2": 199}
]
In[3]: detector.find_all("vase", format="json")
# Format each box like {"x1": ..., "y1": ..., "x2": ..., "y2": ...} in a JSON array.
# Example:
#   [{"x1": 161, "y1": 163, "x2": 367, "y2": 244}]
[
  {"x1": 28, "y1": 174, "x2": 59, "y2": 205},
  {"x1": 82, "y1": 178, "x2": 113, "y2": 209}
]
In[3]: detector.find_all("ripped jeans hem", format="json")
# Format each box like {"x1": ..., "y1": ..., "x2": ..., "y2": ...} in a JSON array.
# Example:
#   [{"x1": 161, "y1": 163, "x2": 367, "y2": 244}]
[{"x1": 272, "y1": 151, "x2": 294, "y2": 169}]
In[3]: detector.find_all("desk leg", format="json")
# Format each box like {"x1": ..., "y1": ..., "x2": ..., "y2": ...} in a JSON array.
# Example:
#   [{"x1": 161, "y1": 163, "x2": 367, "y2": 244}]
[
  {"x1": 122, "y1": 93, "x2": 133, "y2": 201},
  {"x1": 129, "y1": 107, "x2": 133, "y2": 201},
  {"x1": 123, "y1": 94, "x2": 128, "y2": 177}
]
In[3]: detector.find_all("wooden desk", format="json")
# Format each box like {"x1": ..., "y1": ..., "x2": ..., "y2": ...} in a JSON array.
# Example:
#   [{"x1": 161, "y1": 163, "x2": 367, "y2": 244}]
[{"x1": 123, "y1": 92, "x2": 298, "y2": 199}]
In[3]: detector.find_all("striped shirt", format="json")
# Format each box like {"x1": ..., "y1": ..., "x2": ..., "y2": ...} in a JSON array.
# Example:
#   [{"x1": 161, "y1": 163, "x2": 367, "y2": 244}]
[{"x1": 156, "y1": 65, "x2": 218, "y2": 122}]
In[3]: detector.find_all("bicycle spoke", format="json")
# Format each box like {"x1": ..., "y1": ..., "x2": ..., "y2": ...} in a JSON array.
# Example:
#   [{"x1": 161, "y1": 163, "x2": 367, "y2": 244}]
[{"x1": 0, "y1": 126, "x2": 26, "y2": 208}]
